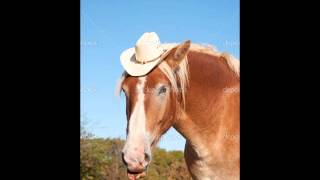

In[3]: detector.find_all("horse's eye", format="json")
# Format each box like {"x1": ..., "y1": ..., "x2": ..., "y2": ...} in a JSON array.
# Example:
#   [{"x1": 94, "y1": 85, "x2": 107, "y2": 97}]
[{"x1": 158, "y1": 86, "x2": 167, "y2": 95}]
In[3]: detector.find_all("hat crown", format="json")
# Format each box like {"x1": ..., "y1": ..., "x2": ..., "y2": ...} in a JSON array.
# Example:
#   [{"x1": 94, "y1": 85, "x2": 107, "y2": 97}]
[{"x1": 135, "y1": 32, "x2": 164, "y2": 63}]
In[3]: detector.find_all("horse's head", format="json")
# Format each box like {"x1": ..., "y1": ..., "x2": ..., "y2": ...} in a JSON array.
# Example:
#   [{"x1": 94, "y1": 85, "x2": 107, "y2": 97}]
[{"x1": 119, "y1": 40, "x2": 191, "y2": 179}]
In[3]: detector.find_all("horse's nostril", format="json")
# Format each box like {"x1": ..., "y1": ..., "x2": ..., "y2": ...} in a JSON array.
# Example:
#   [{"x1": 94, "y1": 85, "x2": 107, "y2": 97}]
[
  {"x1": 121, "y1": 152, "x2": 128, "y2": 166},
  {"x1": 144, "y1": 153, "x2": 151, "y2": 162}
]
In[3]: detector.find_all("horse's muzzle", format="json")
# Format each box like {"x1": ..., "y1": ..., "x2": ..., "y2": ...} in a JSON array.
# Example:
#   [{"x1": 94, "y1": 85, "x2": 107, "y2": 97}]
[{"x1": 122, "y1": 151, "x2": 150, "y2": 169}]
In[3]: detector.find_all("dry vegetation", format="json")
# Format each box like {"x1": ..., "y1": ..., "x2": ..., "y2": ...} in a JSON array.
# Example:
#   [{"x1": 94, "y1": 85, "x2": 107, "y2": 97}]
[{"x1": 80, "y1": 129, "x2": 192, "y2": 180}]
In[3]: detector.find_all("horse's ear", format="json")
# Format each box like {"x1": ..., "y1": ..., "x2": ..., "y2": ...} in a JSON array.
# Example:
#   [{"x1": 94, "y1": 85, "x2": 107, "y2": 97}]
[{"x1": 166, "y1": 40, "x2": 191, "y2": 69}]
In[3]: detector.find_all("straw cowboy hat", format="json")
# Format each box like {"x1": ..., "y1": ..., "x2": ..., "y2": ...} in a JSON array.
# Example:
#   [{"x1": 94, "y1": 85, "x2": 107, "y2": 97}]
[{"x1": 120, "y1": 32, "x2": 172, "y2": 76}]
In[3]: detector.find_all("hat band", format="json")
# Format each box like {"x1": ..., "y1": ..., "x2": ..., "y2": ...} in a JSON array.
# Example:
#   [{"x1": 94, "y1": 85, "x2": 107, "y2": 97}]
[{"x1": 136, "y1": 49, "x2": 167, "y2": 64}]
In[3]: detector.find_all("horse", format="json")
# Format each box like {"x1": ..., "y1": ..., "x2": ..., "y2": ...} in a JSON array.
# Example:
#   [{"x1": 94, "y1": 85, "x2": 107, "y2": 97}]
[{"x1": 116, "y1": 40, "x2": 239, "y2": 180}]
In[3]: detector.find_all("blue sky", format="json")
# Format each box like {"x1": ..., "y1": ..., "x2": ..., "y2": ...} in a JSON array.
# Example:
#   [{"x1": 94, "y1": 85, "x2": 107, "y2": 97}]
[{"x1": 81, "y1": 0, "x2": 239, "y2": 150}]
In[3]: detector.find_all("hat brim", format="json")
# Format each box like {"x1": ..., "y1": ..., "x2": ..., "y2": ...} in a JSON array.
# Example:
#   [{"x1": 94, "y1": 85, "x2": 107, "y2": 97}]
[{"x1": 120, "y1": 46, "x2": 172, "y2": 76}]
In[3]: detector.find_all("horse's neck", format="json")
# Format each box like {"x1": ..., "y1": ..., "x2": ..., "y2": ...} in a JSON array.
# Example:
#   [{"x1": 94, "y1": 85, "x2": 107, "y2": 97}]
[{"x1": 174, "y1": 51, "x2": 239, "y2": 158}]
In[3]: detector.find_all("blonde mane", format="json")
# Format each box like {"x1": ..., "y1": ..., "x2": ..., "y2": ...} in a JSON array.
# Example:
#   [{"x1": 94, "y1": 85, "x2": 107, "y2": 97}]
[{"x1": 116, "y1": 43, "x2": 240, "y2": 107}]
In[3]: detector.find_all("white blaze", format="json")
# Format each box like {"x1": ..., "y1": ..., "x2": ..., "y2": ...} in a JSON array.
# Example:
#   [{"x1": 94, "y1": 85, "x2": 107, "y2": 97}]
[{"x1": 124, "y1": 77, "x2": 148, "y2": 149}]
